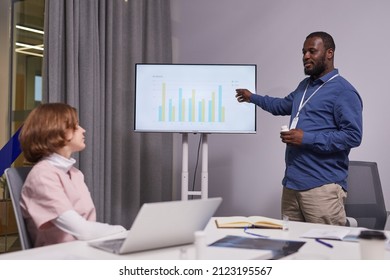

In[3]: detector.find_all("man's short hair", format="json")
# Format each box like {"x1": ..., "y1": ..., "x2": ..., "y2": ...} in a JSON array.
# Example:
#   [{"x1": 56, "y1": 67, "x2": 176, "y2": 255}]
[{"x1": 306, "y1": 31, "x2": 335, "y2": 51}]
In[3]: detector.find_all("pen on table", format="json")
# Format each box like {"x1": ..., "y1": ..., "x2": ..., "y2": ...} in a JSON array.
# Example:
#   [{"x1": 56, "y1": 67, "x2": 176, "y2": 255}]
[
  {"x1": 315, "y1": 238, "x2": 333, "y2": 248},
  {"x1": 244, "y1": 227, "x2": 269, "y2": 238}
]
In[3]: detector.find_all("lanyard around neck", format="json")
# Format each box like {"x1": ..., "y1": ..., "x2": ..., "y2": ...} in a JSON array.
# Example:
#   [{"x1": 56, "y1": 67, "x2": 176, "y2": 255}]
[{"x1": 296, "y1": 73, "x2": 339, "y2": 118}]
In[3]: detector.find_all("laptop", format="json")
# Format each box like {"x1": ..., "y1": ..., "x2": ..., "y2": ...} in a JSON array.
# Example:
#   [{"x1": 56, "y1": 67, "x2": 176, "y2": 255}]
[{"x1": 88, "y1": 197, "x2": 222, "y2": 254}]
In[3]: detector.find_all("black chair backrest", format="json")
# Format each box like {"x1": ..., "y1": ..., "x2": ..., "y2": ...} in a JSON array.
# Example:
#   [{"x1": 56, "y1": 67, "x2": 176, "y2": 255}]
[
  {"x1": 345, "y1": 161, "x2": 387, "y2": 230},
  {"x1": 4, "y1": 167, "x2": 33, "y2": 250}
]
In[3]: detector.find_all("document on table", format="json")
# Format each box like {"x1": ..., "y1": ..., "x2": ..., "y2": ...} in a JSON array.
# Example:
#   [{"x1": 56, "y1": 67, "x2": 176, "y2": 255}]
[
  {"x1": 209, "y1": 235, "x2": 306, "y2": 259},
  {"x1": 300, "y1": 228, "x2": 362, "y2": 242}
]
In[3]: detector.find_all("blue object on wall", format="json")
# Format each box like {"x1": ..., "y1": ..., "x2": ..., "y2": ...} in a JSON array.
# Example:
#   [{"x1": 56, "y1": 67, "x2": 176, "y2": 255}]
[{"x1": 0, "y1": 127, "x2": 22, "y2": 176}]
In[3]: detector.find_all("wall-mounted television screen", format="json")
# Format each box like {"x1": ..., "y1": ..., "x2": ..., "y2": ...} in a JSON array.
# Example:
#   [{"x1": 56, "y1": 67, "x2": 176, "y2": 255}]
[{"x1": 134, "y1": 63, "x2": 257, "y2": 133}]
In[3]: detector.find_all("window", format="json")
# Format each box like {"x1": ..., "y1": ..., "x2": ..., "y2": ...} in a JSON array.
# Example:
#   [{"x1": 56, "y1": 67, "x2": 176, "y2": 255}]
[
  {"x1": 10, "y1": 0, "x2": 45, "y2": 165},
  {"x1": 0, "y1": 0, "x2": 45, "y2": 254}
]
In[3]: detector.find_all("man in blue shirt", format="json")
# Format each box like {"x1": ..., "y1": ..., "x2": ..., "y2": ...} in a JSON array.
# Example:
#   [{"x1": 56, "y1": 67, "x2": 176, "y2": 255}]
[{"x1": 235, "y1": 31, "x2": 363, "y2": 225}]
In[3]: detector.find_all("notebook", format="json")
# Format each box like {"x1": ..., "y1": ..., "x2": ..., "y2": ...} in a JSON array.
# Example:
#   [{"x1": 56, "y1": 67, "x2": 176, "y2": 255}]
[
  {"x1": 88, "y1": 197, "x2": 222, "y2": 254},
  {"x1": 300, "y1": 228, "x2": 361, "y2": 242}
]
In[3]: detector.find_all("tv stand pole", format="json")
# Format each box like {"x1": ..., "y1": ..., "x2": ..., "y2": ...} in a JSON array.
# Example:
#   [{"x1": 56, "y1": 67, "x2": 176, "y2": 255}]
[
  {"x1": 201, "y1": 133, "x2": 208, "y2": 199},
  {"x1": 181, "y1": 133, "x2": 189, "y2": 200},
  {"x1": 181, "y1": 133, "x2": 208, "y2": 200}
]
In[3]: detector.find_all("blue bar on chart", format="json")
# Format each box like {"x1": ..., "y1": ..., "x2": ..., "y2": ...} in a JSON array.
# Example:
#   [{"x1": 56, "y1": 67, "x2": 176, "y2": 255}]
[
  {"x1": 169, "y1": 99, "x2": 175, "y2": 121},
  {"x1": 158, "y1": 83, "x2": 166, "y2": 122},
  {"x1": 179, "y1": 89, "x2": 183, "y2": 122},
  {"x1": 218, "y1": 85, "x2": 225, "y2": 122},
  {"x1": 188, "y1": 90, "x2": 195, "y2": 122}
]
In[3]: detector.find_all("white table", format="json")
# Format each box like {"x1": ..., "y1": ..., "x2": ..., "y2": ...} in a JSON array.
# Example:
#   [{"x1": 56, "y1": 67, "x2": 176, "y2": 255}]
[{"x1": 0, "y1": 218, "x2": 389, "y2": 260}]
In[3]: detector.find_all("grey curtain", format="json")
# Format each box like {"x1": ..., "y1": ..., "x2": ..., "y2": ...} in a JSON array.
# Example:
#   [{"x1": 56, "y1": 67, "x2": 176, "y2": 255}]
[{"x1": 43, "y1": 0, "x2": 173, "y2": 228}]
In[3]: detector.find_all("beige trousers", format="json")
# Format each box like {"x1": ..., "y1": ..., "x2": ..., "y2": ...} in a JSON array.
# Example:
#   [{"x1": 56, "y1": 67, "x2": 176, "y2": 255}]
[{"x1": 281, "y1": 183, "x2": 347, "y2": 226}]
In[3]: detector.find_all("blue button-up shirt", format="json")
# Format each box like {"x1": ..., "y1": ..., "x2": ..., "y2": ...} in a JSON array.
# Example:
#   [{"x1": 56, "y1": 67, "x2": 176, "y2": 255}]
[{"x1": 250, "y1": 69, "x2": 363, "y2": 191}]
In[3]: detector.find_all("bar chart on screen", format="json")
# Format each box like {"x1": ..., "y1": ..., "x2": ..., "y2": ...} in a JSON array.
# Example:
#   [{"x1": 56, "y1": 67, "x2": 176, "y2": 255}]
[{"x1": 158, "y1": 82, "x2": 227, "y2": 123}]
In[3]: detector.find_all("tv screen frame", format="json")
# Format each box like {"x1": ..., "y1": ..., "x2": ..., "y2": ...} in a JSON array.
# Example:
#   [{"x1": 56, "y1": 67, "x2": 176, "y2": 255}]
[{"x1": 134, "y1": 63, "x2": 257, "y2": 134}]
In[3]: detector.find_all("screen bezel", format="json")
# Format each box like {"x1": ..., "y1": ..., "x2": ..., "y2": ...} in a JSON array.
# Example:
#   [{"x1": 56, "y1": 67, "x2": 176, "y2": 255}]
[{"x1": 134, "y1": 63, "x2": 257, "y2": 134}]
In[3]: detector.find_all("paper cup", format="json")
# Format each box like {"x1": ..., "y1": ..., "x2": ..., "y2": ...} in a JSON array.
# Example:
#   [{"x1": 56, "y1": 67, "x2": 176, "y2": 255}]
[{"x1": 358, "y1": 230, "x2": 387, "y2": 259}]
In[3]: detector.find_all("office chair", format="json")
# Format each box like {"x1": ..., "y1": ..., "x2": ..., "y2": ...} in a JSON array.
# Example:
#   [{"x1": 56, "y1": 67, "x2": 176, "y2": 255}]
[
  {"x1": 4, "y1": 167, "x2": 33, "y2": 250},
  {"x1": 345, "y1": 161, "x2": 390, "y2": 230}
]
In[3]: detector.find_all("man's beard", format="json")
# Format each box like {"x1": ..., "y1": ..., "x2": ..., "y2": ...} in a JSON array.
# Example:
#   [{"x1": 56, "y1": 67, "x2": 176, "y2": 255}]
[{"x1": 304, "y1": 56, "x2": 326, "y2": 78}]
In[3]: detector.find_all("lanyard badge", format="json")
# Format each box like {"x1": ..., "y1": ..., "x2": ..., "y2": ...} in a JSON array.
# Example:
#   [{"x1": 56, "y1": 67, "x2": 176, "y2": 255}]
[{"x1": 290, "y1": 73, "x2": 339, "y2": 130}]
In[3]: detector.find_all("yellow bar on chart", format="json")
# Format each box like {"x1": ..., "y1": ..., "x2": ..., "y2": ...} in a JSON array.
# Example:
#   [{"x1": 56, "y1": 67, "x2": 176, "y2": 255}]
[{"x1": 161, "y1": 83, "x2": 166, "y2": 121}]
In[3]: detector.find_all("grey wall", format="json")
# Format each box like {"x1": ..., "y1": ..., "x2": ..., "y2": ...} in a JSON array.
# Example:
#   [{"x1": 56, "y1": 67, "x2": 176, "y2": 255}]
[{"x1": 170, "y1": 0, "x2": 390, "y2": 218}]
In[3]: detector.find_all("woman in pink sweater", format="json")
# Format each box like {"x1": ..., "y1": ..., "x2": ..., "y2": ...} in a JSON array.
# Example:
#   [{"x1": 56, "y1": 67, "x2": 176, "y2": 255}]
[{"x1": 19, "y1": 103, "x2": 125, "y2": 247}]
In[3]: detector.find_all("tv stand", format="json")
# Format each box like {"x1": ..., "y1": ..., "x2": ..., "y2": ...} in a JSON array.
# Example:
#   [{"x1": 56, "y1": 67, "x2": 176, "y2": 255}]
[{"x1": 181, "y1": 133, "x2": 208, "y2": 200}]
